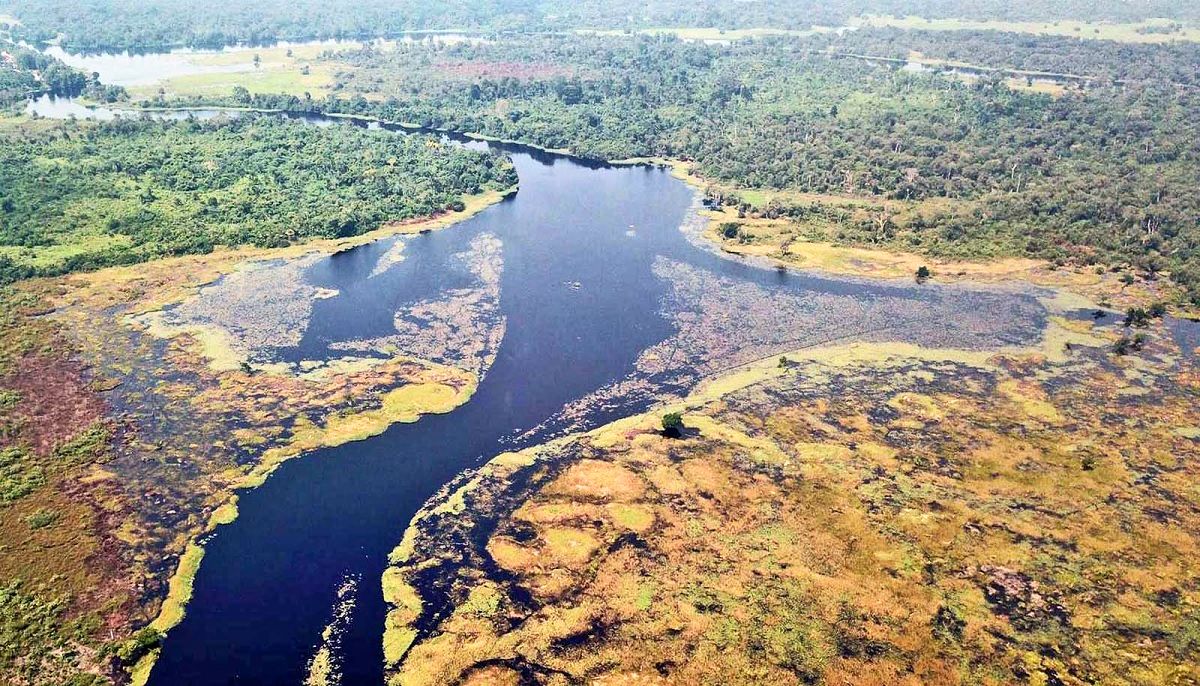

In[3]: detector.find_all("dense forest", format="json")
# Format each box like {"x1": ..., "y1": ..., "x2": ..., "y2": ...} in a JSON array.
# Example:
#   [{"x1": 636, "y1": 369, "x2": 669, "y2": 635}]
[
  {"x1": 165, "y1": 33, "x2": 1200, "y2": 302},
  {"x1": 1, "y1": 0, "x2": 1197, "y2": 50},
  {"x1": 0, "y1": 116, "x2": 517, "y2": 284},
  {"x1": 806, "y1": 27, "x2": 1200, "y2": 85},
  {"x1": 0, "y1": 39, "x2": 125, "y2": 107}
]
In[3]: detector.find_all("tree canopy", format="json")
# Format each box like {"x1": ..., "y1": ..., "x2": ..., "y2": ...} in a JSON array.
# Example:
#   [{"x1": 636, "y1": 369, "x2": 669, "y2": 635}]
[
  {"x1": 178, "y1": 32, "x2": 1200, "y2": 301},
  {"x1": 0, "y1": 115, "x2": 516, "y2": 283},
  {"x1": 2, "y1": 0, "x2": 1197, "y2": 51}
]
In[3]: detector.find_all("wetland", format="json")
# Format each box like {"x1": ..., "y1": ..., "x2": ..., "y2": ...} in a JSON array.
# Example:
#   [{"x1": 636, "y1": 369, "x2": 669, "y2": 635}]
[
  {"x1": 29, "y1": 98, "x2": 1061, "y2": 685},
  {"x1": 3, "y1": 14, "x2": 1199, "y2": 686}
]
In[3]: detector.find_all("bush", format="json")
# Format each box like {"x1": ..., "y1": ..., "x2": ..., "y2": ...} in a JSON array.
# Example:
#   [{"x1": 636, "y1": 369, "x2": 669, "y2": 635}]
[
  {"x1": 661, "y1": 412, "x2": 684, "y2": 436},
  {"x1": 25, "y1": 509, "x2": 59, "y2": 530},
  {"x1": 115, "y1": 627, "x2": 163, "y2": 665},
  {"x1": 1113, "y1": 332, "x2": 1148, "y2": 355}
]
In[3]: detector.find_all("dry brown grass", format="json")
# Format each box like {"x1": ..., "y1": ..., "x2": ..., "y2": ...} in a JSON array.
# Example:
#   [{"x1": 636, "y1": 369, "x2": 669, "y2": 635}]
[{"x1": 385, "y1": 313, "x2": 1200, "y2": 686}]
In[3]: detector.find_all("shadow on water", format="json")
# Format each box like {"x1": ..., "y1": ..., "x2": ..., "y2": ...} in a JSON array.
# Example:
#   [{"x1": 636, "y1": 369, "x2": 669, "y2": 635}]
[{"x1": 28, "y1": 97, "x2": 1048, "y2": 684}]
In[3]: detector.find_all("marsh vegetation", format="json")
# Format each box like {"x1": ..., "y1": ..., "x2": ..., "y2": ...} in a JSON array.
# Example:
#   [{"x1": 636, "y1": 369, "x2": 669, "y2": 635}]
[{"x1": 0, "y1": 2, "x2": 1198, "y2": 685}]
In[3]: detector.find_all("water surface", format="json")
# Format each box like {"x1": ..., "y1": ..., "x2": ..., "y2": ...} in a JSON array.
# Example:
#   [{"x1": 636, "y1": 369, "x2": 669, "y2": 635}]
[{"x1": 33, "y1": 98, "x2": 1048, "y2": 685}]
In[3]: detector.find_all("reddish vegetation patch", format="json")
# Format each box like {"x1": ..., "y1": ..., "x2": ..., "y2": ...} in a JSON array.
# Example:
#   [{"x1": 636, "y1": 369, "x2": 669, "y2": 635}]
[
  {"x1": 433, "y1": 60, "x2": 577, "y2": 80},
  {"x1": 5, "y1": 353, "x2": 109, "y2": 457}
]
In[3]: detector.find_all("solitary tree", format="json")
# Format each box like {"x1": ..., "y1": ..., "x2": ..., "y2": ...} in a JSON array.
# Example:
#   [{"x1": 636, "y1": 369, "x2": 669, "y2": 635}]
[
  {"x1": 916, "y1": 265, "x2": 932, "y2": 282},
  {"x1": 661, "y1": 412, "x2": 684, "y2": 437}
]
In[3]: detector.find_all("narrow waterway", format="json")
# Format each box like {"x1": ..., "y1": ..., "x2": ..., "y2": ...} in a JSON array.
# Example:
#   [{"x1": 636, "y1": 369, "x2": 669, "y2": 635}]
[{"x1": 32, "y1": 98, "x2": 1048, "y2": 684}]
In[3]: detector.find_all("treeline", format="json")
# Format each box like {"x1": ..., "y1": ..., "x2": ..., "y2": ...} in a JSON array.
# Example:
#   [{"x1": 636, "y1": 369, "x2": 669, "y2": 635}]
[
  {"x1": 805, "y1": 28, "x2": 1200, "y2": 85},
  {"x1": 0, "y1": 39, "x2": 126, "y2": 107},
  {"x1": 1, "y1": 0, "x2": 1197, "y2": 51},
  {"x1": 0, "y1": 116, "x2": 517, "y2": 284},
  {"x1": 161, "y1": 33, "x2": 1200, "y2": 301}
]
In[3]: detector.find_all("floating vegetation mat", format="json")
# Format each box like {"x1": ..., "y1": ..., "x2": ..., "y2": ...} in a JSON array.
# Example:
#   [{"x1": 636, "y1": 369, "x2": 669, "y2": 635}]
[
  {"x1": 23, "y1": 226, "x2": 490, "y2": 675},
  {"x1": 534, "y1": 256, "x2": 1047, "y2": 437},
  {"x1": 304, "y1": 573, "x2": 361, "y2": 686},
  {"x1": 144, "y1": 254, "x2": 331, "y2": 366},
  {"x1": 0, "y1": 188, "x2": 519, "y2": 684},
  {"x1": 383, "y1": 310, "x2": 1200, "y2": 686},
  {"x1": 333, "y1": 233, "x2": 506, "y2": 379}
]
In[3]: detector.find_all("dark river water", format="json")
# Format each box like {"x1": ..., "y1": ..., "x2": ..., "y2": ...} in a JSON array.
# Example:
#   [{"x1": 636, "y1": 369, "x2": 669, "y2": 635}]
[{"x1": 31, "y1": 97, "x2": 1050, "y2": 684}]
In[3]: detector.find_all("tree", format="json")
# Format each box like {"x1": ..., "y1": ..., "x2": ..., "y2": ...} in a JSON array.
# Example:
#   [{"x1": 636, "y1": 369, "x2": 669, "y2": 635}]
[
  {"x1": 661, "y1": 412, "x2": 684, "y2": 437},
  {"x1": 916, "y1": 265, "x2": 932, "y2": 282}
]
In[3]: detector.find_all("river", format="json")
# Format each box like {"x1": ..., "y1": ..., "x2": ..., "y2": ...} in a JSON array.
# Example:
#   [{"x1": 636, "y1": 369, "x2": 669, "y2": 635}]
[{"x1": 30, "y1": 94, "x2": 1051, "y2": 683}]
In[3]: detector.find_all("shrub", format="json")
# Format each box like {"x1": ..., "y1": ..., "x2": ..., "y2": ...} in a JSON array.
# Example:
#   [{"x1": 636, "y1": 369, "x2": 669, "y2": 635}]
[
  {"x1": 25, "y1": 509, "x2": 59, "y2": 530},
  {"x1": 661, "y1": 412, "x2": 684, "y2": 437},
  {"x1": 115, "y1": 627, "x2": 163, "y2": 665}
]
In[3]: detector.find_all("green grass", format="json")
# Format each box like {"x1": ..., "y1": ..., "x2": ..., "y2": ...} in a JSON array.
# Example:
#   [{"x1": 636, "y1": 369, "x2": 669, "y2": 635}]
[
  {"x1": 0, "y1": 234, "x2": 134, "y2": 271},
  {"x1": 124, "y1": 43, "x2": 345, "y2": 99},
  {"x1": 130, "y1": 63, "x2": 338, "y2": 100}
]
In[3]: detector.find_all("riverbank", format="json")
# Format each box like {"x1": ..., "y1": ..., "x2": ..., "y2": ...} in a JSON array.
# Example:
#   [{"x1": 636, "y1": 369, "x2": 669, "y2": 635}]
[
  {"x1": 631, "y1": 155, "x2": 1196, "y2": 319},
  {"x1": 19, "y1": 98, "x2": 1189, "y2": 322},
  {"x1": 381, "y1": 280, "x2": 1200, "y2": 685},
  {"x1": 112, "y1": 188, "x2": 515, "y2": 685},
  {"x1": 852, "y1": 14, "x2": 1200, "y2": 44},
  {"x1": 0, "y1": 182, "x2": 513, "y2": 685}
]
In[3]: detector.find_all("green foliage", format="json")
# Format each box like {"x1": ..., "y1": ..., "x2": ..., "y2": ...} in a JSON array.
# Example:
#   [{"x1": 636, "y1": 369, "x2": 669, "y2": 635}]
[
  {"x1": 0, "y1": 579, "x2": 70, "y2": 678},
  {"x1": 1113, "y1": 332, "x2": 1148, "y2": 355},
  {"x1": 1168, "y1": 612, "x2": 1200, "y2": 659},
  {"x1": 932, "y1": 603, "x2": 966, "y2": 641},
  {"x1": 52, "y1": 423, "x2": 111, "y2": 465},
  {"x1": 0, "y1": 445, "x2": 44, "y2": 504},
  {"x1": 4, "y1": 0, "x2": 1197, "y2": 51},
  {"x1": 805, "y1": 27, "x2": 1200, "y2": 86},
  {"x1": 719, "y1": 222, "x2": 740, "y2": 239},
  {"x1": 661, "y1": 412, "x2": 683, "y2": 434},
  {"x1": 25, "y1": 508, "x2": 59, "y2": 529},
  {"x1": 114, "y1": 627, "x2": 163, "y2": 665},
  {"x1": 0, "y1": 38, "x2": 126, "y2": 107},
  {"x1": 1123, "y1": 305, "x2": 1166, "y2": 328},
  {"x1": 1125, "y1": 307, "x2": 1151, "y2": 327},
  {"x1": 0, "y1": 116, "x2": 517, "y2": 281},
  {"x1": 230, "y1": 31, "x2": 1200, "y2": 302},
  {"x1": 915, "y1": 265, "x2": 932, "y2": 282},
  {"x1": 684, "y1": 581, "x2": 724, "y2": 613},
  {"x1": 0, "y1": 287, "x2": 47, "y2": 375}
]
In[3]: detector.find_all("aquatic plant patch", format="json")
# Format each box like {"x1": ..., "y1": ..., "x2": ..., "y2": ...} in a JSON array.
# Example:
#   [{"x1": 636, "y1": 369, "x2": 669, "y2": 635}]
[{"x1": 382, "y1": 310, "x2": 1200, "y2": 686}]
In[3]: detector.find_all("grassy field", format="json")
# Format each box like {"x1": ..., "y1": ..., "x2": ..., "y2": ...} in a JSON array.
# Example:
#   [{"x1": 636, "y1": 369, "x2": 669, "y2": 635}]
[
  {"x1": 853, "y1": 14, "x2": 1200, "y2": 43},
  {"x1": 128, "y1": 44, "x2": 345, "y2": 99}
]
